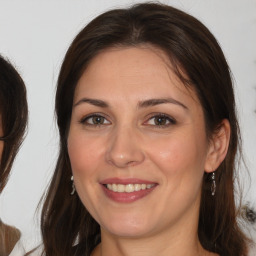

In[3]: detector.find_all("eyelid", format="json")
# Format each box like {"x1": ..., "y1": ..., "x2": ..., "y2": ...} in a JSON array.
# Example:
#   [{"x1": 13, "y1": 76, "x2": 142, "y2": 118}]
[
  {"x1": 143, "y1": 113, "x2": 176, "y2": 127},
  {"x1": 79, "y1": 113, "x2": 111, "y2": 125}
]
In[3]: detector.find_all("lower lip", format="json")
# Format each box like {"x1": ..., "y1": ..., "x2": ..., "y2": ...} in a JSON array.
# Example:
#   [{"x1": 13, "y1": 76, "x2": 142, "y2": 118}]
[{"x1": 101, "y1": 185, "x2": 157, "y2": 203}]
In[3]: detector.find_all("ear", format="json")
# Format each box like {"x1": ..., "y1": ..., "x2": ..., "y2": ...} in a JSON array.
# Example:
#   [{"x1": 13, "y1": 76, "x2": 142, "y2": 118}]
[{"x1": 204, "y1": 119, "x2": 231, "y2": 173}]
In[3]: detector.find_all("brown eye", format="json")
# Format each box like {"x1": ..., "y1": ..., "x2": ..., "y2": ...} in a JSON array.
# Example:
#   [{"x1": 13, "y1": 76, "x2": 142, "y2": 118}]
[
  {"x1": 154, "y1": 116, "x2": 168, "y2": 125},
  {"x1": 92, "y1": 116, "x2": 105, "y2": 125},
  {"x1": 80, "y1": 114, "x2": 111, "y2": 126},
  {"x1": 146, "y1": 114, "x2": 176, "y2": 128}
]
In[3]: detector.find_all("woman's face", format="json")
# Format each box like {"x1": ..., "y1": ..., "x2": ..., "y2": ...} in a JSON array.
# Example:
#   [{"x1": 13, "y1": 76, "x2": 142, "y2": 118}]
[{"x1": 68, "y1": 46, "x2": 214, "y2": 238}]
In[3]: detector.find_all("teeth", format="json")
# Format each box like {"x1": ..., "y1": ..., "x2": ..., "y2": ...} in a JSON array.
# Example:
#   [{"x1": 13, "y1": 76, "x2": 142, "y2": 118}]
[
  {"x1": 125, "y1": 184, "x2": 134, "y2": 193},
  {"x1": 105, "y1": 183, "x2": 154, "y2": 193},
  {"x1": 117, "y1": 184, "x2": 125, "y2": 192},
  {"x1": 112, "y1": 184, "x2": 117, "y2": 192},
  {"x1": 134, "y1": 184, "x2": 141, "y2": 191}
]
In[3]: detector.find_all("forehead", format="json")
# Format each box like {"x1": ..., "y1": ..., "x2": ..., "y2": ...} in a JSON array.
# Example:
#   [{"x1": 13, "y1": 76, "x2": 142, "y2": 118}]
[{"x1": 74, "y1": 46, "x2": 198, "y2": 105}]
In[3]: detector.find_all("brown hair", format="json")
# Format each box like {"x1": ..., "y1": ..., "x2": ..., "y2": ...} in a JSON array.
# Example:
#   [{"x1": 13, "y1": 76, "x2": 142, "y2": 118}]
[
  {"x1": 40, "y1": 3, "x2": 248, "y2": 256},
  {"x1": 0, "y1": 55, "x2": 28, "y2": 192}
]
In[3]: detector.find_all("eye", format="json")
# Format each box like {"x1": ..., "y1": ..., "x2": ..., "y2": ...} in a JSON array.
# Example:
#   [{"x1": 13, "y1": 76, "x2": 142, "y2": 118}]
[
  {"x1": 145, "y1": 114, "x2": 176, "y2": 127},
  {"x1": 80, "y1": 114, "x2": 111, "y2": 126}
]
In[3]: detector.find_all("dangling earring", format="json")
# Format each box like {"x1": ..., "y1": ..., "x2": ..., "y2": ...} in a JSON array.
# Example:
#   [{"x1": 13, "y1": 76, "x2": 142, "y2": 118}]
[
  {"x1": 71, "y1": 175, "x2": 76, "y2": 195},
  {"x1": 211, "y1": 172, "x2": 216, "y2": 196}
]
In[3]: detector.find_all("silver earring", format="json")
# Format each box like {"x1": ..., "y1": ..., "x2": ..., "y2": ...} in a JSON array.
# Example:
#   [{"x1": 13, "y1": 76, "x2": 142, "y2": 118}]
[
  {"x1": 211, "y1": 172, "x2": 216, "y2": 196},
  {"x1": 71, "y1": 176, "x2": 76, "y2": 195}
]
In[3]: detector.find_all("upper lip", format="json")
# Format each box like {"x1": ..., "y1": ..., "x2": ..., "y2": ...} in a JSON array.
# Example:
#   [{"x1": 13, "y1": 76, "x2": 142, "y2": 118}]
[{"x1": 100, "y1": 177, "x2": 157, "y2": 185}]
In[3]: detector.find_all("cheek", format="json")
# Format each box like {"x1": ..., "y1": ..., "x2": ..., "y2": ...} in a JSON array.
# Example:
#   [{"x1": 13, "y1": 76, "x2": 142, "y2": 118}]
[
  {"x1": 147, "y1": 130, "x2": 207, "y2": 179},
  {"x1": 67, "y1": 133, "x2": 106, "y2": 212},
  {"x1": 146, "y1": 132, "x2": 207, "y2": 215},
  {"x1": 68, "y1": 134, "x2": 104, "y2": 178}
]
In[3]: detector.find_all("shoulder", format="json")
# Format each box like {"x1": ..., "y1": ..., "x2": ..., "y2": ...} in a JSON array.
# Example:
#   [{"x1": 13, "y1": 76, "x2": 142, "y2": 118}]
[
  {"x1": 0, "y1": 220, "x2": 21, "y2": 256},
  {"x1": 9, "y1": 239, "x2": 25, "y2": 256}
]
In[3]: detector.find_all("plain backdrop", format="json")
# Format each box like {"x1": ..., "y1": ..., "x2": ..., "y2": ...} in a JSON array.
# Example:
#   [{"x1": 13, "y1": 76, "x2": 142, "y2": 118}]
[{"x1": 0, "y1": 0, "x2": 255, "y2": 251}]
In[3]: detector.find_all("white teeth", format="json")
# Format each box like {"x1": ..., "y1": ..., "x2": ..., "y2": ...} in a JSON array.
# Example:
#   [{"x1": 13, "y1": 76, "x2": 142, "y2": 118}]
[
  {"x1": 125, "y1": 184, "x2": 134, "y2": 193},
  {"x1": 105, "y1": 183, "x2": 155, "y2": 193},
  {"x1": 112, "y1": 184, "x2": 118, "y2": 192},
  {"x1": 117, "y1": 184, "x2": 125, "y2": 192},
  {"x1": 141, "y1": 184, "x2": 146, "y2": 190},
  {"x1": 134, "y1": 184, "x2": 141, "y2": 191}
]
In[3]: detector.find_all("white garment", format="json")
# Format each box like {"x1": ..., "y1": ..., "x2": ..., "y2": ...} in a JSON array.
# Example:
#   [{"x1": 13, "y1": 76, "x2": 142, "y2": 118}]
[
  {"x1": 9, "y1": 239, "x2": 25, "y2": 256},
  {"x1": 248, "y1": 241, "x2": 256, "y2": 256}
]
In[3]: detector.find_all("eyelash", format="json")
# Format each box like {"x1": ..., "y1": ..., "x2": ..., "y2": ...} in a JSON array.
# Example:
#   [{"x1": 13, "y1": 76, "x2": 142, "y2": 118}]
[
  {"x1": 145, "y1": 113, "x2": 176, "y2": 128},
  {"x1": 79, "y1": 113, "x2": 176, "y2": 128},
  {"x1": 79, "y1": 114, "x2": 110, "y2": 127}
]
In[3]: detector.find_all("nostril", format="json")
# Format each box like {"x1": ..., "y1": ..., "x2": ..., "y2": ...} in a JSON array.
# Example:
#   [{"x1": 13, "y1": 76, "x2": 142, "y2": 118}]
[
  {"x1": 126, "y1": 160, "x2": 137, "y2": 166},
  {"x1": 106, "y1": 154, "x2": 144, "y2": 168}
]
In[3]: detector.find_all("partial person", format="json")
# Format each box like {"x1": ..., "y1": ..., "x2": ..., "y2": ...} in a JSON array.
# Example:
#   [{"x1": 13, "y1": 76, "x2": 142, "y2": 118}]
[{"x1": 0, "y1": 55, "x2": 28, "y2": 255}]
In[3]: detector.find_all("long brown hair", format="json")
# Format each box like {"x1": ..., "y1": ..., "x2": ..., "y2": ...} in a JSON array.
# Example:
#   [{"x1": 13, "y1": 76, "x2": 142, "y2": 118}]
[
  {"x1": 40, "y1": 3, "x2": 248, "y2": 256},
  {"x1": 0, "y1": 55, "x2": 28, "y2": 192}
]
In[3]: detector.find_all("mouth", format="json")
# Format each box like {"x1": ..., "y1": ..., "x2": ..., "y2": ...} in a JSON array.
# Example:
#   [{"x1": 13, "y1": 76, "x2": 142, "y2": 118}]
[
  {"x1": 104, "y1": 183, "x2": 155, "y2": 193},
  {"x1": 100, "y1": 178, "x2": 158, "y2": 203}
]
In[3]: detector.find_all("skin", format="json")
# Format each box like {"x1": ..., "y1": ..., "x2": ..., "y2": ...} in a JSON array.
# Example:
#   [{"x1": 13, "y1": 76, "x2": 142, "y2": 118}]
[{"x1": 68, "y1": 46, "x2": 230, "y2": 256}]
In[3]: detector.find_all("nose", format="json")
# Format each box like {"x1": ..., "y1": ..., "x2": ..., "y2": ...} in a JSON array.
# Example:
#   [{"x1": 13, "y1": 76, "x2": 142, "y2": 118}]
[{"x1": 105, "y1": 126, "x2": 145, "y2": 168}]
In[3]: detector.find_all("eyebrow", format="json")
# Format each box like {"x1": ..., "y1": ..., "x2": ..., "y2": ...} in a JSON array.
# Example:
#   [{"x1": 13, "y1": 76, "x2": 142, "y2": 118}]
[
  {"x1": 74, "y1": 98, "x2": 109, "y2": 108},
  {"x1": 74, "y1": 97, "x2": 188, "y2": 110},
  {"x1": 138, "y1": 98, "x2": 188, "y2": 110}
]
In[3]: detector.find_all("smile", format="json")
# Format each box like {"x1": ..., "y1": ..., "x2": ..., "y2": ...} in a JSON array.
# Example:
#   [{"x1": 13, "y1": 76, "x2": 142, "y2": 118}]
[{"x1": 105, "y1": 183, "x2": 155, "y2": 193}]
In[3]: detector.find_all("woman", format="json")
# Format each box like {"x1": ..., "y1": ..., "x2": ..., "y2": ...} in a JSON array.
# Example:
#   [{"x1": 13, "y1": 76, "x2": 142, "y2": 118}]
[
  {"x1": 0, "y1": 55, "x2": 28, "y2": 255},
  {"x1": 40, "y1": 3, "x2": 249, "y2": 256}
]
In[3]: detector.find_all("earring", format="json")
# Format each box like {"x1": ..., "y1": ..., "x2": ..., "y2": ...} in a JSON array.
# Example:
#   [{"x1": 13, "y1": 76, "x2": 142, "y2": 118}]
[
  {"x1": 71, "y1": 175, "x2": 76, "y2": 195},
  {"x1": 211, "y1": 172, "x2": 216, "y2": 196}
]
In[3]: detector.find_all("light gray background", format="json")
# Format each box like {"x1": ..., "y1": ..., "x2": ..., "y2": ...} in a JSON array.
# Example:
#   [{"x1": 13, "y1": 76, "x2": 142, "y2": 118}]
[{"x1": 0, "y1": 0, "x2": 255, "y2": 251}]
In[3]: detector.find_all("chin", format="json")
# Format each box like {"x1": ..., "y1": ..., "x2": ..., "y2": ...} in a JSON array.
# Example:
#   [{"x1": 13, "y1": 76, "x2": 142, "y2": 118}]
[
  {"x1": 104, "y1": 225, "x2": 150, "y2": 238},
  {"x1": 100, "y1": 215, "x2": 152, "y2": 238}
]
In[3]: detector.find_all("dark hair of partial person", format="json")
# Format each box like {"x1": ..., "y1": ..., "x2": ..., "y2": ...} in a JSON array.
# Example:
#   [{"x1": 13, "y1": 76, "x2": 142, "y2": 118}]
[
  {"x1": 0, "y1": 55, "x2": 28, "y2": 193},
  {"x1": 39, "y1": 2, "x2": 248, "y2": 256}
]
